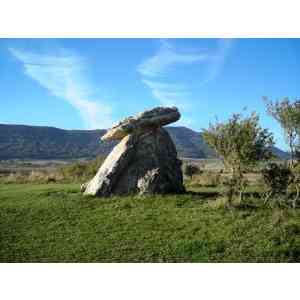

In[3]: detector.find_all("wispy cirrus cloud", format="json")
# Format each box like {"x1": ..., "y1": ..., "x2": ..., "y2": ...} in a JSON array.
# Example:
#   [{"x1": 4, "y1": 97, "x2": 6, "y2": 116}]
[
  {"x1": 203, "y1": 39, "x2": 233, "y2": 85},
  {"x1": 137, "y1": 39, "x2": 233, "y2": 124},
  {"x1": 9, "y1": 48, "x2": 113, "y2": 129},
  {"x1": 142, "y1": 79, "x2": 191, "y2": 109},
  {"x1": 138, "y1": 39, "x2": 208, "y2": 77}
]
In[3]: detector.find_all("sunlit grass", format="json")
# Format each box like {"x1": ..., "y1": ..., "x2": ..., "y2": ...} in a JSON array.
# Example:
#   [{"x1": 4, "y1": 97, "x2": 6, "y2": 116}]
[{"x1": 0, "y1": 183, "x2": 299, "y2": 262}]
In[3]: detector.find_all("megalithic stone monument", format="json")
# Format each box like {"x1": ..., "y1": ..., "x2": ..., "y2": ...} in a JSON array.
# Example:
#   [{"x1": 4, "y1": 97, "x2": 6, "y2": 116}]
[{"x1": 82, "y1": 106, "x2": 185, "y2": 196}]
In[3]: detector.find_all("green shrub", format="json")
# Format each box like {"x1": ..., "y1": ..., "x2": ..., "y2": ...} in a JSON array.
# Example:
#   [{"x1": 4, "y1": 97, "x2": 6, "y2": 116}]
[
  {"x1": 288, "y1": 162, "x2": 300, "y2": 208},
  {"x1": 261, "y1": 162, "x2": 293, "y2": 206},
  {"x1": 183, "y1": 164, "x2": 201, "y2": 179},
  {"x1": 203, "y1": 112, "x2": 274, "y2": 205}
]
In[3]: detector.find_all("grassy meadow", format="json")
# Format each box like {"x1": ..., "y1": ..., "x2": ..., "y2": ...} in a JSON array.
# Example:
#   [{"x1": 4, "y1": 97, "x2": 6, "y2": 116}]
[{"x1": 1, "y1": 180, "x2": 299, "y2": 262}]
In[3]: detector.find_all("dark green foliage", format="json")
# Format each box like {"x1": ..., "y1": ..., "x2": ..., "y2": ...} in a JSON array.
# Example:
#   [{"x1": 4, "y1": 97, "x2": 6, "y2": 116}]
[
  {"x1": 262, "y1": 163, "x2": 293, "y2": 199},
  {"x1": 0, "y1": 183, "x2": 299, "y2": 262},
  {"x1": 183, "y1": 164, "x2": 201, "y2": 179},
  {"x1": 288, "y1": 163, "x2": 300, "y2": 208},
  {"x1": 262, "y1": 162, "x2": 300, "y2": 208}
]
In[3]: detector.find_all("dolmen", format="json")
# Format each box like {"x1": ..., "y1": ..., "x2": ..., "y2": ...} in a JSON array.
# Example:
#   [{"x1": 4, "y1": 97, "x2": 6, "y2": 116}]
[{"x1": 82, "y1": 106, "x2": 185, "y2": 196}]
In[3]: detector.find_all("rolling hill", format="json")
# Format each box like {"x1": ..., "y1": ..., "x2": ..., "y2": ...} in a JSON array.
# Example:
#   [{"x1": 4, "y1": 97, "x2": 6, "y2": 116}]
[{"x1": 0, "y1": 124, "x2": 287, "y2": 160}]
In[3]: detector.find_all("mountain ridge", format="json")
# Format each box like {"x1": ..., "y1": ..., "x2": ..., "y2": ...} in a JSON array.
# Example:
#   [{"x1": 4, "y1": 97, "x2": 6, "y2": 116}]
[{"x1": 0, "y1": 123, "x2": 287, "y2": 160}]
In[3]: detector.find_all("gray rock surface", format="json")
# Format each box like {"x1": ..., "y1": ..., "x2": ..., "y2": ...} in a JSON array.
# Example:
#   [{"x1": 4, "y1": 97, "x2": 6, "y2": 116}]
[
  {"x1": 101, "y1": 106, "x2": 180, "y2": 141},
  {"x1": 83, "y1": 127, "x2": 185, "y2": 196}
]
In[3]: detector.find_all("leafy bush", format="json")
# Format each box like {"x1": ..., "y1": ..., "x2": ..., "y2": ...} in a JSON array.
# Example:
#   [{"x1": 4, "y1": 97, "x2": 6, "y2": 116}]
[
  {"x1": 183, "y1": 164, "x2": 201, "y2": 179},
  {"x1": 203, "y1": 112, "x2": 274, "y2": 204},
  {"x1": 288, "y1": 162, "x2": 300, "y2": 208},
  {"x1": 203, "y1": 113, "x2": 274, "y2": 174},
  {"x1": 261, "y1": 163, "x2": 293, "y2": 206}
]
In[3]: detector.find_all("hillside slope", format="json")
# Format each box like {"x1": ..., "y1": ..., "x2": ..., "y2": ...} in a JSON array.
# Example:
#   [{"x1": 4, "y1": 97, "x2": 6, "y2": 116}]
[
  {"x1": 0, "y1": 124, "x2": 116, "y2": 159},
  {"x1": 0, "y1": 124, "x2": 286, "y2": 160}
]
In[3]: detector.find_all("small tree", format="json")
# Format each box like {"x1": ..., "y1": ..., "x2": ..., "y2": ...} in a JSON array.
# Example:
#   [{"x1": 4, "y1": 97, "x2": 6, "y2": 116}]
[
  {"x1": 263, "y1": 97, "x2": 300, "y2": 208},
  {"x1": 203, "y1": 112, "x2": 274, "y2": 203},
  {"x1": 263, "y1": 97, "x2": 300, "y2": 164},
  {"x1": 184, "y1": 163, "x2": 200, "y2": 180}
]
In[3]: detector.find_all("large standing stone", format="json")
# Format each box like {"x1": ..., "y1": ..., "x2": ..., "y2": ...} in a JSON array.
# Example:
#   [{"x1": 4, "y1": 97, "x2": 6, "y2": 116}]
[
  {"x1": 82, "y1": 106, "x2": 185, "y2": 197},
  {"x1": 83, "y1": 128, "x2": 184, "y2": 196}
]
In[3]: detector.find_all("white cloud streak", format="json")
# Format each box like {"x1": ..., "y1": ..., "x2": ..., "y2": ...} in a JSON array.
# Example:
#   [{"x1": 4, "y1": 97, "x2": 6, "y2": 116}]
[
  {"x1": 138, "y1": 39, "x2": 233, "y2": 119},
  {"x1": 142, "y1": 79, "x2": 191, "y2": 110},
  {"x1": 9, "y1": 48, "x2": 113, "y2": 129},
  {"x1": 138, "y1": 40, "x2": 208, "y2": 77},
  {"x1": 202, "y1": 39, "x2": 233, "y2": 85}
]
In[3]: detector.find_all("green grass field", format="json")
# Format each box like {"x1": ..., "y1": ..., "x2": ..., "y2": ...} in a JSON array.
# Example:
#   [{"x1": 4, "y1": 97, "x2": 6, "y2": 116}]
[{"x1": 0, "y1": 183, "x2": 299, "y2": 262}]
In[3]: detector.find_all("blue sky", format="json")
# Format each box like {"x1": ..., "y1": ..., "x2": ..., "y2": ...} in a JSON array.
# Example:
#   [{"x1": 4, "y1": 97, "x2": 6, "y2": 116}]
[{"x1": 1, "y1": 38, "x2": 300, "y2": 150}]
